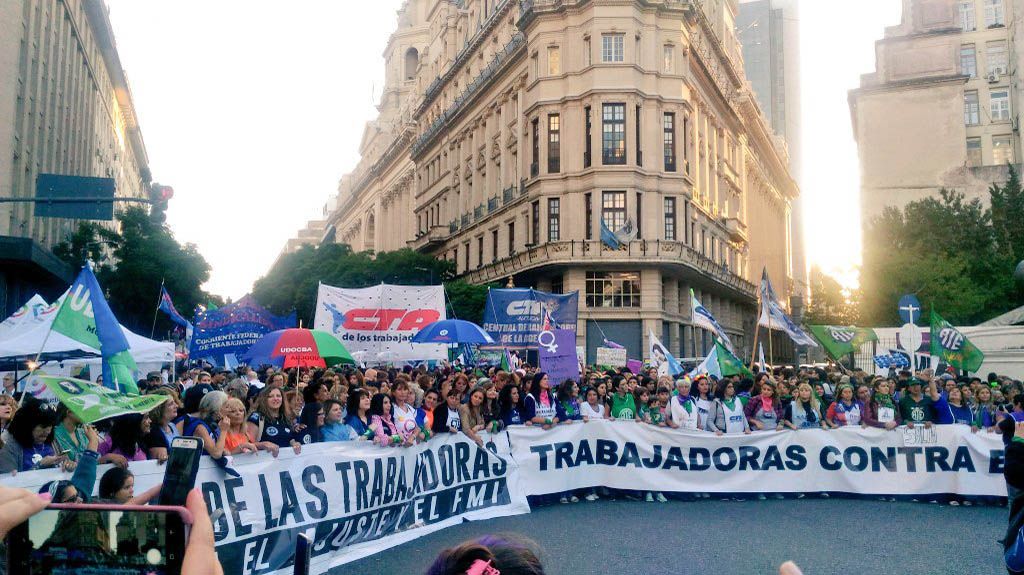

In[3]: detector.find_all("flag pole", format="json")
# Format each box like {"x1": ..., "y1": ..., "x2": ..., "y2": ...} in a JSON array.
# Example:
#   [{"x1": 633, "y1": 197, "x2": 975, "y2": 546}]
[
  {"x1": 150, "y1": 278, "x2": 165, "y2": 339},
  {"x1": 749, "y1": 293, "x2": 761, "y2": 368},
  {"x1": 768, "y1": 303, "x2": 774, "y2": 368}
]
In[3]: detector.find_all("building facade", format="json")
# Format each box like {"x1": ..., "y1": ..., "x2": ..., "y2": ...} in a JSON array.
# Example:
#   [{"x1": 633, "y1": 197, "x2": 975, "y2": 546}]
[
  {"x1": 324, "y1": 0, "x2": 801, "y2": 363},
  {"x1": 850, "y1": 0, "x2": 1021, "y2": 226},
  {"x1": 0, "y1": 0, "x2": 151, "y2": 316},
  {"x1": 737, "y1": 0, "x2": 806, "y2": 311}
]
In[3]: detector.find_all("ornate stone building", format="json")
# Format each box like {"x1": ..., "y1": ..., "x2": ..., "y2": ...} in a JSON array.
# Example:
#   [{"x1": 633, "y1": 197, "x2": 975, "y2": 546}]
[{"x1": 322, "y1": 0, "x2": 801, "y2": 362}]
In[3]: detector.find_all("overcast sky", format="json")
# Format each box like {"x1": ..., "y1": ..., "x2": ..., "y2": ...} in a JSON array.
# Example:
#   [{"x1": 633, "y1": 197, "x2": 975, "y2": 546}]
[{"x1": 106, "y1": 0, "x2": 902, "y2": 299}]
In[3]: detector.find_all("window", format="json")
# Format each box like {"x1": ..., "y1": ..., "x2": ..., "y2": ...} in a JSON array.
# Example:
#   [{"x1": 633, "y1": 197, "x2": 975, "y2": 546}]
[
  {"x1": 664, "y1": 197, "x2": 676, "y2": 240},
  {"x1": 584, "y1": 37, "x2": 592, "y2": 66},
  {"x1": 635, "y1": 192, "x2": 642, "y2": 238},
  {"x1": 683, "y1": 201, "x2": 691, "y2": 244},
  {"x1": 601, "y1": 34, "x2": 624, "y2": 62},
  {"x1": 991, "y1": 90, "x2": 1010, "y2": 121},
  {"x1": 548, "y1": 198, "x2": 560, "y2": 242},
  {"x1": 987, "y1": 41, "x2": 1008, "y2": 75},
  {"x1": 663, "y1": 112, "x2": 676, "y2": 171},
  {"x1": 547, "y1": 46, "x2": 560, "y2": 75},
  {"x1": 959, "y1": 0, "x2": 976, "y2": 31},
  {"x1": 477, "y1": 236, "x2": 484, "y2": 267},
  {"x1": 551, "y1": 275, "x2": 564, "y2": 295},
  {"x1": 508, "y1": 221, "x2": 516, "y2": 254},
  {"x1": 961, "y1": 44, "x2": 976, "y2": 78},
  {"x1": 531, "y1": 118, "x2": 539, "y2": 177},
  {"x1": 602, "y1": 103, "x2": 626, "y2": 164},
  {"x1": 663, "y1": 44, "x2": 673, "y2": 73},
  {"x1": 964, "y1": 90, "x2": 980, "y2": 125},
  {"x1": 967, "y1": 137, "x2": 983, "y2": 167},
  {"x1": 635, "y1": 105, "x2": 642, "y2": 167},
  {"x1": 492, "y1": 229, "x2": 499, "y2": 261},
  {"x1": 531, "y1": 201, "x2": 540, "y2": 245},
  {"x1": 547, "y1": 114, "x2": 560, "y2": 173},
  {"x1": 584, "y1": 192, "x2": 593, "y2": 240},
  {"x1": 602, "y1": 191, "x2": 626, "y2": 231},
  {"x1": 994, "y1": 134, "x2": 1014, "y2": 164},
  {"x1": 985, "y1": 0, "x2": 1004, "y2": 27},
  {"x1": 586, "y1": 272, "x2": 641, "y2": 308},
  {"x1": 584, "y1": 106, "x2": 592, "y2": 168},
  {"x1": 464, "y1": 242, "x2": 470, "y2": 270}
]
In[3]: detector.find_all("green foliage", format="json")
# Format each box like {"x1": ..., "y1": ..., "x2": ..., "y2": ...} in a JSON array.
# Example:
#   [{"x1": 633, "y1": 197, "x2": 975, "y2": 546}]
[
  {"x1": 860, "y1": 175, "x2": 1024, "y2": 326},
  {"x1": 444, "y1": 280, "x2": 496, "y2": 324},
  {"x1": 52, "y1": 207, "x2": 213, "y2": 334},
  {"x1": 804, "y1": 266, "x2": 860, "y2": 326},
  {"x1": 252, "y1": 245, "x2": 479, "y2": 324}
]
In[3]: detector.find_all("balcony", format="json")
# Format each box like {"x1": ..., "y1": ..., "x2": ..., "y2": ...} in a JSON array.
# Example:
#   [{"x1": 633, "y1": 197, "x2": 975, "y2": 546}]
[
  {"x1": 502, "y1": 185, "x2": 515, "y2": 204},
  {"x1": 473, "y1": 204, "x2": 485, "y2": 221},
  {"x1": 723, "y1": 217, "x2": 747, "y2": 243},
  {"x1": 487, "y1": 196, "x2": 500, "y2": 213},
  {"x1": 462, "y1": 239, "x2": 757, "y2": 299},
  {"x1": 409, "y1": 225, "x2": 449, "y2": 252}
]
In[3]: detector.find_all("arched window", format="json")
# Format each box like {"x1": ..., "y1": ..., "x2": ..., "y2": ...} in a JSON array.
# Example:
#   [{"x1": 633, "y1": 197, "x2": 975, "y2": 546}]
[
  {"x1": 404, "y1": 47, "x2": 419, "y2": 81},
  {"x1": 366, "y1": 212, "x2": 376, "y2": 252}
]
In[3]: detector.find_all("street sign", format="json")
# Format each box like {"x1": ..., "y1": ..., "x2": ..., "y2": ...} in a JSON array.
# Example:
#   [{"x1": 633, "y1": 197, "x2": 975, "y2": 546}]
[
  {"x1": 897, "y1": 294, "x2": 921, "y2": 325},
  {"x1": 34, "y1": 174, "x2": 116, "y2": 220}
]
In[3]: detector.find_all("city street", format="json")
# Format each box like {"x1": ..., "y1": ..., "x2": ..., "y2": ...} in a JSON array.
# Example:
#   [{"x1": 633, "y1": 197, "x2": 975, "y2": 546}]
[{"x1": 340, "y1": 499, "x2": 1006, "y2": 574}]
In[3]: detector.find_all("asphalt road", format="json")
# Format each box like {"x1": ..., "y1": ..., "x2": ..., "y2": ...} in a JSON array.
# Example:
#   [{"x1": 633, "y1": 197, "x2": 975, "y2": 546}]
[{"x1": 336, "y1": 498, "x2": 1006, "y2": 574}]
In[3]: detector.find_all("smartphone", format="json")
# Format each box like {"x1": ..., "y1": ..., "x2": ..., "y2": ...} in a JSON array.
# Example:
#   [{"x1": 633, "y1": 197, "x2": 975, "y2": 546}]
[
  {"x1": 293, "y1": 533, "x2": 312, "y2": 575},
  {"x1": 158, "y1": 436, "x2": 204, "y2": 506},
  {"x1": 6, "y1": 503, "x2": 192, "y2": 575}
]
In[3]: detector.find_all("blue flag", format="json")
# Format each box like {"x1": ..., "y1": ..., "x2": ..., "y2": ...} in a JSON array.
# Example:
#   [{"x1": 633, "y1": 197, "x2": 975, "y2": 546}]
[
  {"x1": 159, "y1": 286, "x2": 192, "y2": 329},
  {"x1": 600, "y1": 220, "x2": 621, "y2": 249}
]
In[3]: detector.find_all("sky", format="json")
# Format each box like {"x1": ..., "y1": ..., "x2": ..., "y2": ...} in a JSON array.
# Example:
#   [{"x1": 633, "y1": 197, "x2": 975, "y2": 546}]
[{"x1": 106, "y1": 0, "x2": 902, "y2": 299}]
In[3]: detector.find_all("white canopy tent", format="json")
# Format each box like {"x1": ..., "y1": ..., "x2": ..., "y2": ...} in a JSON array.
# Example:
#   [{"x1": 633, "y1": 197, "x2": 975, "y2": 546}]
[{"x1": 0, "y1": 294, "x2": 52, "y2": 341}]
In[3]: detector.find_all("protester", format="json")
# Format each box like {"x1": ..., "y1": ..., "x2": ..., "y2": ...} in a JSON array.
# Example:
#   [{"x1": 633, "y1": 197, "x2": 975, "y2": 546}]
[
  {"x1": 432, "y1": 388, "x2": 464, "y2": 434},
  {"x1": 416, "y1": 388, "x2": 439, "y2": 435},
  {"x1": 99, "y1": 413, "x2": 151, "y2": 462},
  {"x1": 783, "y1": 383, "x2": 827, "y2": 430},
  {"x1": 608, "y1": 376, "x2": 636, "y2": 421},
  {"x1": 498, "y1": 384, "x2": 526, "y2": 427},
  {"x1": 930, "y1": 379, "x2": 976, "y2": 427},
  {"x1": 345, "y1": 388, "x2": 373, "y2": 437},
  {"x1": 0, "y1": 400, "x2": 69, "y2": 473},
  {"x1": 391, "y1": 380, "x2": 419, "y2": 439},
  {"x1": 556, "y1": 380, "x2": 582, "y2": 423},
  {"x1": 523, "y1": 372, "x2": 563, "y2": 429},
  {"x1": 669, "y1": 380, "x2": 701, "y2": 431},
  {"x1": 579, "y1": 386, "x2": 605, "y2": 421},
  {"x1": 0, "y1": 394, "x2": 16, "y2": 445},
  {"x1": 321, "y1": 399, "x2": 355, "y2": 442},
  {"x1": 247, "y1": 386, "x2": 302, "y2": 456},
  {"x1": 459, "y1": 387, "x2": 489, "y2": 446},
  {"x1": 706, "y1": 379, "x2": 751, "y2": 435},
  {"x1": 746, "y1": 379, "x2": 784, "y2": 431},
  {"x1": 863, "y1": 379, "x2": 901, "y2": 430},
  {"x1": 425, "y1": 535, "x2": 545, "y2": 575},
  {"x1": 220, "y1": 397, "x2": 258, "y2": 454},
  {"x1": 898, "y1": 377, "x2": 935, "y2": 428},
  {"x1": 54, "y1": 403, "x2": 92, "y2": 463},
  {"x1": 145, "y1": 391, "x2": 181, "y2": 462},
  {"x1": 369, "y1": 393, "x2": 410, "y2": 447},
  {"x1": 826, "y1": 384, "x2": 864, "y2": 428}
]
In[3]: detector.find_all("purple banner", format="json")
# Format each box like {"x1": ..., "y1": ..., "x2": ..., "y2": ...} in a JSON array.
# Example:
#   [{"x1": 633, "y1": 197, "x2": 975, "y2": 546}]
[
  {"x1": 626, "y1": 359, "x2": 643, "y2": 375},
  {"x1": 538, "y1": 329, "x2": 579, "y2": 385}
]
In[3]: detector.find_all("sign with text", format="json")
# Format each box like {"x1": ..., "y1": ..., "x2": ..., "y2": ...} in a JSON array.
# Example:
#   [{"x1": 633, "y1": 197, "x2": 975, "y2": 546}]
[{"x1": 595, "y1": 346, "x2": 627, "y2": 367}]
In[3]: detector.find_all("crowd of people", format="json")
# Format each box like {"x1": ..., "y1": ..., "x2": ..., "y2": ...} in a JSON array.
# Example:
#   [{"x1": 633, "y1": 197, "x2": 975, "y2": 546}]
[{"x1": 1, "y1": 361, "x2": 1019, "y2": 501}]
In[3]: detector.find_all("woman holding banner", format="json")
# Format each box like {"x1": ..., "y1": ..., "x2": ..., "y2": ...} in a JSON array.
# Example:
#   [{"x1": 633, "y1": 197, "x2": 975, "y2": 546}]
[
  {"x1": 863, "y1": 379, "x2": 901, "y2": 430},
  {"x1": 669, "y1": 380, "x2": 701, "y2": 431},
  {"x1": 247, "y1": 387, "x2": 302, "y2": 456},
  {"x1": 706, "y1": 379, "x2": 751, "y2": 435},
  {"x1": 690, "y1": 376, "x2": 715, "y2": 430},
  {"x1": 344, "y1": 388, "x2": 373, "y2": 438},
  {"x1": 498, "y1": 384, "x2": 526, "y2": 427},
  {"x1": 458, "y1": 387, "x2": 488, "y2": 447},
  {"x1": 745, "y1": 380, "x2": 784, "y2": 432},
  {"x1": 609, "y1": 377, "x2": 636, "y2": 421},
  {"x1": 826, "y1": 384, "x2": 864, "y2": 428},
  {"x1": 524, "y1": 373, "x2": 564, "y2": 429},
  {"x1": 432, "y1": 388, "x2": 464, "y2": 434},
  {"x1": 783, "y1": 383, "x2": 828, "y2": 430}
]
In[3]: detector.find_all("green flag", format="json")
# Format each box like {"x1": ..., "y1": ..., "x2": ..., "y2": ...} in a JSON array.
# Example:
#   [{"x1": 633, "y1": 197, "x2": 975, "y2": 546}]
[
  {"x1": 41, "y1": 376, "x2": 167, "y2": 424},
  {"x1": 715, "y1": 339, "x2": 753, "y2": 378},
  {"x1": 930, "y1": 310, "x2": 984, "y2": 373},
  {"x1": 808, "y1": 325, "x2": 878, "y2": 359}
]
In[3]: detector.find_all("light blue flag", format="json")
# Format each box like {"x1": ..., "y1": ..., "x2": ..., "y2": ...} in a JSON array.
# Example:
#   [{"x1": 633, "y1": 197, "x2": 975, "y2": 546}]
[{"x1": 600, "y1": 220, "x2": 621, "y2": 249}]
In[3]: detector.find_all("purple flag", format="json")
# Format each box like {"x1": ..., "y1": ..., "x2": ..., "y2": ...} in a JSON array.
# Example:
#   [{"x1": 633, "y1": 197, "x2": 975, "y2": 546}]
[
  {"x1": 538, "y1": 329, "x2": 579, "y2": 385},
  {"x1": 626, "y1": 359, "x2": 643, "y2": 375}
]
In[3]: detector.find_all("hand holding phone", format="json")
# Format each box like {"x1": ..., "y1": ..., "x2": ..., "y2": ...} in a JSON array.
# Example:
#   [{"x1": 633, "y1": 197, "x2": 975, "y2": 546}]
[{"x1": 159, "y1": 436, "x2": 204, "y2": 506}]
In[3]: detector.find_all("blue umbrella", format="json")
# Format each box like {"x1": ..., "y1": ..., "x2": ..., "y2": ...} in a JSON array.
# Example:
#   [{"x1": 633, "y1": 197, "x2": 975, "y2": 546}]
[{"x1": 411, "y1": 319, "x2": 495, "y2": 345}]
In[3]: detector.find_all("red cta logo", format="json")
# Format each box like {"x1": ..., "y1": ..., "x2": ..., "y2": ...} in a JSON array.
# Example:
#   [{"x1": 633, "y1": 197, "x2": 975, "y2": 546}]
[{"x1": 343, "y1": 309, "x2": 440, "y2": 331}]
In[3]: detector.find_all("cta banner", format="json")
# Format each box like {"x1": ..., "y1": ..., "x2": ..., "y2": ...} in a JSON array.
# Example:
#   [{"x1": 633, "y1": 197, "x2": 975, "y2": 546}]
[
  {"x1": 190, "y1": 295, "x2": 295, "y2": 364},
  {"x1": 508, "y1": 420, "x2": 1006, "y2": 497},
  {"x1": 3, "y1": 433, "x2": 528, "y2": 575},
  {"x1": 313, "y1": 283, "x2": 446, "y2": 364},
  {"x1": 482, "y1": 288, "x2": 578, "y2": 347}
]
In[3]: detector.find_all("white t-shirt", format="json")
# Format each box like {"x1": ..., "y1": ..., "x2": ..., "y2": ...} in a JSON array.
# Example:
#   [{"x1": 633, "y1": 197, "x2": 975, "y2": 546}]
[
  {"x1": 393, "y1": 403, "x2": 417, "y2": 435},
  {"x1": 580, "y1": 401, "x2": 605, "y2": 420},
  {"x1": 445, "y1": 407, "x2": 462, "y2": 431}
]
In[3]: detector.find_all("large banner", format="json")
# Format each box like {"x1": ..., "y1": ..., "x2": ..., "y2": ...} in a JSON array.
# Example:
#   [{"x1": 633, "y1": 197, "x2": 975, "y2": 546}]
[
  {"x1": 190, "y1": 295, "x2": 295, "y2": 364},
  {"x1": 538, "y1": 329, "x2": 579, "y2": 384},
  {"x1": 313, "y1": 283, "x2": 446, "y2": 364},
  {"x1": 482, "y1": 288, "x2": 578, "y2": 347},
  {"x1": 508, "y1": 420, "x2": 1006, "y2": 497},
  {"x1": 3, "y1": 433, "x2": 528, "y2": 575}
]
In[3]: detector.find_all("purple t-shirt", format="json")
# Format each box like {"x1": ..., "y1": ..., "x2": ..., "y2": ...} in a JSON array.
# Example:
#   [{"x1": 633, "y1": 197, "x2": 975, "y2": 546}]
[{"x1": 98, "y1": 436, "x2": 147, "y2": 461}]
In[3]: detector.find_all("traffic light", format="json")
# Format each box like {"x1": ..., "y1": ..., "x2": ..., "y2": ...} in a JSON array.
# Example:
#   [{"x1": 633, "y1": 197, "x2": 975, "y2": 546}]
[{"x1": 149, "y1": 183, "x2": 174, "y2": 223}]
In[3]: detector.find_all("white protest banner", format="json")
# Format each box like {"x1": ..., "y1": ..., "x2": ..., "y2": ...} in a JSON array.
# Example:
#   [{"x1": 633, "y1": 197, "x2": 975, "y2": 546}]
[
  {"x1": 3, "y1": 433, "x2": 528, "y2": 575},
  {"x1": 508, "y1": 420, "x2": 1006, "y2": 497},
  {"x1": 314, "y1": 283, "x2": 447, "y2": 364},
  {"x1": 595, "y1": 346, "x2": 627, "y2": 367}
]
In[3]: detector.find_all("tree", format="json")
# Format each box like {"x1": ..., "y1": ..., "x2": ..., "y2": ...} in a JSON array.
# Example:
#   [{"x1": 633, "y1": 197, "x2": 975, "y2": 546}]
[
  {"x1": 860, "y1": 185, "x2": 1024, "y2": 326},
  {"x1": 53, "y1": 207, "x2": 213, "y2": 334},
  {"x1": 804, "y1": 266, "x2": 860, "y2": 326}
]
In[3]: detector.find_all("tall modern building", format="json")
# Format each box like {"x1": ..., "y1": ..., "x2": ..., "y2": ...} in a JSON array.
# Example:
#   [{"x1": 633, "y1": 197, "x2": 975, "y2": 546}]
[
  {"x1": 320, "y1": 0, "x2": 802, "y2": 363},
  {"x1": 0, "y1": 0, "x2": 151, "y2": 316},
  {"x1": 737, "y1": 0, "x2": 806, "y2": 312},
  {"x1": 850, "y1": 0, "x2": 1020, "y2": 226}
]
